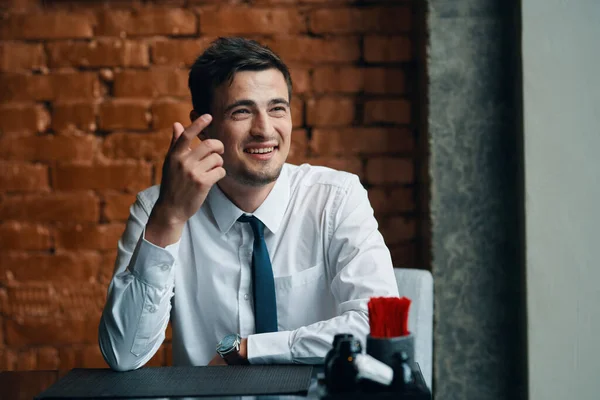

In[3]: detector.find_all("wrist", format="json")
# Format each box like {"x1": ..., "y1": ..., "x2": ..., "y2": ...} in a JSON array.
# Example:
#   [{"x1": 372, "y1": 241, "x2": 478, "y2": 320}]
[
  {"x1": 146, "y1": 203, "x2": 186, "y2": 247},
  {"x1": 240, "y1": 338, "x2": 248, "y2": 361}
]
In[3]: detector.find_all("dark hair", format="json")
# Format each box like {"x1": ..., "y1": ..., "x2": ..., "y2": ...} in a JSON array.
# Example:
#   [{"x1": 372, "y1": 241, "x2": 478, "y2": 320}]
[{"x1": 188, "y1": 37, "x2": 293, "y2": 116}]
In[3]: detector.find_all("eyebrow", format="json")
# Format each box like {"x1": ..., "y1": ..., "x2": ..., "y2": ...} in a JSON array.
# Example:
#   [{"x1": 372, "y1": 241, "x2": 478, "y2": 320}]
[{"x1": 223, "y1": 98, "x2": 290, "y2": 114}]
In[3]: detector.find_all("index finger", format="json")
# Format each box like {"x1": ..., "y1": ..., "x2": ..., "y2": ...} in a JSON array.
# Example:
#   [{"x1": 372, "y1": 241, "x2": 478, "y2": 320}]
[{"x1": 173, "y1": 114, "x2": 213, "y2": 152}]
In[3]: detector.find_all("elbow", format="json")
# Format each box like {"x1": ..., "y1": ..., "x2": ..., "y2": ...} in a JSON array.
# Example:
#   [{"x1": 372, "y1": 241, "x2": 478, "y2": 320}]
[{"x1": 98, "y1": 318, "x2": 143, "y2": 372}]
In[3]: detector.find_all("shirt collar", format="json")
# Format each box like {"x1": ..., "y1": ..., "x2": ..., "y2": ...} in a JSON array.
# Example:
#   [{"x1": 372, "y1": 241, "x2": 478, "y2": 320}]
[{"x1": 207, "y1": 164, "x2": 290, "y2": 235}]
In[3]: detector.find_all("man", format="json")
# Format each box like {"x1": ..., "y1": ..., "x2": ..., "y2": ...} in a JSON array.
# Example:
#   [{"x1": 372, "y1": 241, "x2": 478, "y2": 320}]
[{"x1": 99, "y1": 37, "x2": 399, "y2": 371}]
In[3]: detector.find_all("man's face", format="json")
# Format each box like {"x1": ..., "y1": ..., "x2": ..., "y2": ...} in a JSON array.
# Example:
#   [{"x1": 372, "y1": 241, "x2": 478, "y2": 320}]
[{"x1": 205, "y1": 69, "x2": 292, "y2": 187}]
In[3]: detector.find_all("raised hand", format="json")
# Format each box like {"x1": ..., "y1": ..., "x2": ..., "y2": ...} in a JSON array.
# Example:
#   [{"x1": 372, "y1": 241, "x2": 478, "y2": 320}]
[{"x1": 145, "y1": 114, "x2": 226, "y2": 247}]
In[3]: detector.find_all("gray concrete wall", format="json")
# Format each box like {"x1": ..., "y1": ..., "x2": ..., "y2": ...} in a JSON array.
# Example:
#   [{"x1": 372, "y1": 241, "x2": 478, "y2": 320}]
[{"x1": 427, "y1": 1, "x2": 526, "y2": 399}]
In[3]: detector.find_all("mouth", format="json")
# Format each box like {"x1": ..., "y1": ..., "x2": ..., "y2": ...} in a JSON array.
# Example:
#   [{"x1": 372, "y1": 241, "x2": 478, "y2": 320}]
[
  {"x1": 243, "y1": 145, "x2": 279, "y2": 160},
  {"x1": 244, "y1": 146, "x2": 277, "y2": 154}
]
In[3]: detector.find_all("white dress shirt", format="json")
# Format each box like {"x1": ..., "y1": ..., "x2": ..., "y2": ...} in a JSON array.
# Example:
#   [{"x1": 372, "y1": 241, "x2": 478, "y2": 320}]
[{"x1": 99, "y1": 163, "x2": 399, "y2": 371}]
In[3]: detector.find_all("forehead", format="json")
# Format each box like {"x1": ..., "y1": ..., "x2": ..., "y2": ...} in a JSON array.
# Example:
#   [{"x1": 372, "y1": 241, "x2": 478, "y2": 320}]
[{"x1": 214, "y1": 69, "x2": 289, "y2": 107}]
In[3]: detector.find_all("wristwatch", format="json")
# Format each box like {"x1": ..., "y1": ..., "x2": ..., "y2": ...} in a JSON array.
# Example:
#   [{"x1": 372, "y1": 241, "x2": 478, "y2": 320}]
[{"x1": 216, "y1": 333, "x2": 249, "y2": 365}]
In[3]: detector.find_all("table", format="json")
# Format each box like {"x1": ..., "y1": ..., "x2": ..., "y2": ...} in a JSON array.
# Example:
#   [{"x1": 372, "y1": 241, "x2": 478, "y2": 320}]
[{"x1": 0, "y1": 365, "x2": 430, "y2": 399}]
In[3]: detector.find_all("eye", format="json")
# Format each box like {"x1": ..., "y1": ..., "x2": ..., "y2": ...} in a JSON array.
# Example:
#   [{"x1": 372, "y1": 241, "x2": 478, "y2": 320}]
[
  {"x1": 270, "y1": 106, "x2": 288, "y2": 115},
  {"x1": 232, "y1": 109, "x2": 250, "y2": 115}
]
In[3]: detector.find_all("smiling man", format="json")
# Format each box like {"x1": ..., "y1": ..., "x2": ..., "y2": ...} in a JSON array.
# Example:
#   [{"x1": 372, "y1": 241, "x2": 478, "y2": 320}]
[{"x1": 99, "y1": 37, "x2": 399, "y2": 371}]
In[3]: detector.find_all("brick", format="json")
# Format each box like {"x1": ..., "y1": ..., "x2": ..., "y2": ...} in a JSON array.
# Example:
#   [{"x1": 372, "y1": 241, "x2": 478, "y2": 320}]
[
  {"x1": 5, "y1": 316, "x2": 99, "y2": 346},
  {"x1": 364, "y1": 99, "x2": 411, "y2": 125},
  {"x1": 0, "y1": 192, "x2": 99, "y2": 222},
  {"x1": 146, "y1": 346, "x2": 166, "y2": 367},
  {"x1": 306, "y1": 97, "x2": 355, "y2": 127},
  {"x1": 103, "y1": 192, "x2": 136, "y2": 221},
  {"x1": 0, "y1": 162, "x2": 49, "y2": 192},
  {"x1": 52, "y1": 102, "x2": 97, "y2": 132},
  {"x1": 114, "y1": 68, "x2": 189, "y2": 98},
  {"x1": 80, "y1": 345, "x2": 109, "y2": 368},
  {"x1": 53, "y1": 162, "x2": 152, "y2": 191},
  {"x1": 151, "y1": 100, "x2": 191, "y2": 130},
  {"x1": 266, "y1": 37, "x2": 360, "y2": 63},
  {"x1": 200, "y1": 8, "x2": 304, "y2": 35},
  {"x1": 290, "y1": 67, "x2": 309, "y2": 95},
  {"x1": 0, "y1": 12, "x2": 95, "y2": 40},
  {"x1": 58, "y1": 347, "x2": 79, "y2": 371},
  {"x1": 99, "y1": 100, "x2": 150, "y2": 131},
  {"x1": 0, "y1": 134, "x2": 96, "y2": 162},
  {"x1": 368, "y1": 187, "x2": 415, "y2": 214},
  {"x1": 3, "y1": 282, "x2": 106, "y2": 318},
  {"x1": 0, "y1": 222, "x2": 52, "y2": 250},
  {"x1": 151, "y1": 38, "x2": 214, "y2": 67},
  {"x1": 37, "y1": 347, "x2": 60, "y2": 370},
  {"x1": 0, "y1": 72, "x2": 100, "y2": 103},
  {"x1": 364, "y1": 68, "x2": 406, "y2": 94},
  {"x1": 291, "y1": 98, "x2": 303, "y2": 128},
  {"x1": 305, "y1": 157, "x2": 363, "y2": 178},
  {"x1": 0, "y1": 104, "x2": 50, "y2": 133},
  {"x1": 312, "y1": 67, "x2": 363, "y2": 93},
  {"x1": 56, "y1": 223, "x2": 124, "y2": 250},
  {"x1": 97, "y1": 9, "x2": 197, "y2": 37},
  {"x1": 287, "y1": 129, "x2": 309, "y2": 165},
  {"x1": 310, "y1": 7, "x2": 411, "y2": 34},
  {"x1": 0, "y1": 251, "x2": 101, "y2": 284},
  {"x1": 103, "y1": 131, "x2": 171, "y2": 160},
  {"x1": 0, "y1": 0, "x2": 41, "y2": 13},
  {"x1": 99, "y1": 250, "x2": 118, "y2": 285},
  {"x1": 1, "y1": 284, "x2": 59, "y2": 319},
  {"x1": 165, "y1": 343, "x2": 173, "y2": 366},
  {"x1": 364, "y1": 36, "x2": 412, "y2": 63},
  {"x1": 311, "y1": 127, "x2": 413, "y2": 156},
  {"x1": 366, "y1": 157, "x2": 413, "y2": 184},
  {"x1": 0, "y1": 42, "x2": 46, "y2": 72},
  {"x1": 381, "y1": 216, "x2": 416, "y2": 245},
  {"x1": 0, "y1": 348, "x2": 17, "y2": 371},
  {"x1": 47, "y1": 40, "x2": 149, "y2": 68},
  {"x1": 16, "y1": 349, "x2": 37, "y2": 370}
]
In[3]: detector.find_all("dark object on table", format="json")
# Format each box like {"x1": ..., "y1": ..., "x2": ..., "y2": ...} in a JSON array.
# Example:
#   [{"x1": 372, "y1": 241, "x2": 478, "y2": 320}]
[
  {"x1": 35, "y1": 365, "x2": 313, "y2": 399},
  {"x1": 320, "y1": 362, "x2": 431, "y2": 400},
  {"x1": 324, "y1": 336, "x2": 362, "y2": 393}
]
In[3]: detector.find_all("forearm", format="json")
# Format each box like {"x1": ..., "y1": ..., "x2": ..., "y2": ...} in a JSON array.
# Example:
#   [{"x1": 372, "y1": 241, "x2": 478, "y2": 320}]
[
  {"x1": 247, "y1": 306, "x2": 370, "y2": 365},
  {"x1": 99, "y1": 264, "x2": 173, "y2": 371},
  {"x1": 99, "y1": 195, "x2": 179, "y2": 371}
]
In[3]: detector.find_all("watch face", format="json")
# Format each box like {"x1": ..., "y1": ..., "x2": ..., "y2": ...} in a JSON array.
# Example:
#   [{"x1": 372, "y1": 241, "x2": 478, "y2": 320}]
[{"x1": 217, "y1": 334, "x2": 238, "y2": 353}]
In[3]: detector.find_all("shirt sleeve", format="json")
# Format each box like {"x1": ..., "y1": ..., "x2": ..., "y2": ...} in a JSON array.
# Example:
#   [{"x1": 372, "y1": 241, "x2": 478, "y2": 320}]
[
  {"x1": 98, "y1": 191, "x2": 180, "y2": 371},
  {"x1": 247, "y1": 174, "x2": 399, "y2": 364}
]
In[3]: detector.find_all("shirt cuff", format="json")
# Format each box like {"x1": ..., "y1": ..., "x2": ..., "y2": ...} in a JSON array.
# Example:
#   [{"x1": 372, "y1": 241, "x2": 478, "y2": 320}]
[
  {"x1": 128, "y1": 229, "x2": 181, "y2": 290},
  {"x1": 247, "y1": 331, "x2": 293, "y2": 364}
]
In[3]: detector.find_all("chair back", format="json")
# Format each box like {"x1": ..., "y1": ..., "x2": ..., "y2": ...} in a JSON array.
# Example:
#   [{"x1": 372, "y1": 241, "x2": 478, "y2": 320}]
[{"x1": 394, "y1": 268, "x2": 433, "y2": 388}]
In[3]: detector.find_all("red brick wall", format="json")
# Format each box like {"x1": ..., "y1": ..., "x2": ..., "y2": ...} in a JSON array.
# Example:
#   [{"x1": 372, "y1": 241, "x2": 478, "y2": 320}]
[{"x1": 0, "y1": 0, "x2": 422, "y2": 370}]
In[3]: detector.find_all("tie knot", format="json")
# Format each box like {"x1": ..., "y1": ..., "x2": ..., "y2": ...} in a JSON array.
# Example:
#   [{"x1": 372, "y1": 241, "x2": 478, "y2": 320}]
[{"x1": 238, "y1": 215, "x2": 265, "y2": 238}]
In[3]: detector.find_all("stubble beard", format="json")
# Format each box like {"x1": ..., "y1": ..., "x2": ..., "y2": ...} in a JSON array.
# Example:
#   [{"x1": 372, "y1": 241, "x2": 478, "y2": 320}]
[{"x1": 226, "y1": 161, "x2": 284, "y2": 187}]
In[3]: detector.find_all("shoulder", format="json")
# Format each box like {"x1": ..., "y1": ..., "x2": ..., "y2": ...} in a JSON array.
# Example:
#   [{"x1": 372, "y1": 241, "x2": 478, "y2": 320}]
[{"x1": 285, "y1": 163, "x2": 360, "y2": 192}]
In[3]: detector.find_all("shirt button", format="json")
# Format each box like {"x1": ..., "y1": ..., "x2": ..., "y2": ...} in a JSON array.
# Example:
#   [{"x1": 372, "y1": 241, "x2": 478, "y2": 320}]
[
  {"x1": 158, "y1": 264, "x2": 169, "y2": 271},
  {"x1": 146, "y1": 305, "x2": 157, "y2": 313},
  {"x1": 244, "y1": 294, "x2": 249, "y2": 301}
]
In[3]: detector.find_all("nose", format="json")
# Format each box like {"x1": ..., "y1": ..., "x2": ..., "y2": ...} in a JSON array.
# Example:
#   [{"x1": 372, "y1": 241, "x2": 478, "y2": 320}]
[{"x1": 250, "y1": 110, "x2": 272, "y2": 138}]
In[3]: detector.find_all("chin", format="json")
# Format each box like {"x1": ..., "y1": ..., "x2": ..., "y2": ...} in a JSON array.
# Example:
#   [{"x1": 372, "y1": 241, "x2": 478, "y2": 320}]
[{"x1": 229, "y1": 164, "x2": 283, "y2": 187}]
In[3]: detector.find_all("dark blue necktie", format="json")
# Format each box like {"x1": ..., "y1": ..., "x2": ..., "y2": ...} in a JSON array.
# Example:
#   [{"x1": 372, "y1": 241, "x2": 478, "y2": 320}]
[{"x1": 238, "y1": 215, "x2": 278, "y2": 333}]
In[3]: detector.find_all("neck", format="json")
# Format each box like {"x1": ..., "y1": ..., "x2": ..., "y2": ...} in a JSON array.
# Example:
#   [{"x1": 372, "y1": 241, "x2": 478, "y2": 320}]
[{"x1": 217, "y1": 177, "x2": 277, "y2": 213}]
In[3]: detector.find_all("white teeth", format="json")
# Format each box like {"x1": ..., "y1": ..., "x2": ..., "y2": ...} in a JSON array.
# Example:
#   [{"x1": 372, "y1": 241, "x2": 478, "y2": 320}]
[{"x1": 247, "y1": 147, "x2": 274, "y2": 154}]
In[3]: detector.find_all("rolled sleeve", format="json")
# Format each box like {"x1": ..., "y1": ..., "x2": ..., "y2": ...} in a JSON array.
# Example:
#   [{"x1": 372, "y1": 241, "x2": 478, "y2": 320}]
[{"x1": 247, "y1": 331, "x2": 293, "y2": 364}]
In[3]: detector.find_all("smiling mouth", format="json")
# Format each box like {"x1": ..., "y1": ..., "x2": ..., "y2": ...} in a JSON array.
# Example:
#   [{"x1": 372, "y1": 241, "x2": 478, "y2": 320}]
[{"x1": 244, "y1": 146, "x2": 278, "y2": 154}]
